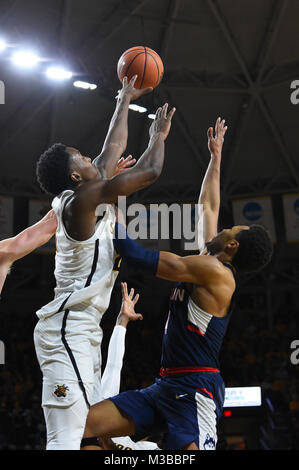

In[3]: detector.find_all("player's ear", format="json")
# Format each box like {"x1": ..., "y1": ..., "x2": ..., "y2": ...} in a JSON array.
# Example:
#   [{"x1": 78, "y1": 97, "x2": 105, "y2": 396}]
[
  {"x1": 70, "y1": 171, "x2": 82, "y2": 184},
  {"x1": 224, "y1": 239, "x2": 239, "y2": 257}
]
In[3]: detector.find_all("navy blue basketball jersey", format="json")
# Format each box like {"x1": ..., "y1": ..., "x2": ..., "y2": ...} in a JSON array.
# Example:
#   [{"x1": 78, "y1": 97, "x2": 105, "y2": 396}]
[{"x1": 160, "y1": 263, "x2": 236, "y2": 377}]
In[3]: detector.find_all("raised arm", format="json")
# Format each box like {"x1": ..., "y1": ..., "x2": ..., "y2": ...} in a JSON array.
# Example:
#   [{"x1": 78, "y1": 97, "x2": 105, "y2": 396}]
[
  {"x1": 197, "y1": 118, "x2": 227, "y2": 252},
  {"x1": 74, "y1": 103, "x2": 176, "y2": 207},
  {"x1": 100, "y1": 282, "x2": 142, "y2": 400},
  {"x1": 93, "y1": 75, "x2": 152, "y2": 179}
]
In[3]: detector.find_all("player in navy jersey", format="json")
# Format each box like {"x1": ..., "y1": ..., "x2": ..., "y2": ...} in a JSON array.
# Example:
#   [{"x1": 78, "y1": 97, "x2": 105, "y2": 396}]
[{"x1": 82, "y1": 118, "x2": 273, "y2": 450}]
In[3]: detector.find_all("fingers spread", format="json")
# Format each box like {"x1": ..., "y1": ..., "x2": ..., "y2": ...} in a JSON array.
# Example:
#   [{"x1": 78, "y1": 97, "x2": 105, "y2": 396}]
[{"x1": 167, "y1": 106, "x2": 176, "y2": 121}]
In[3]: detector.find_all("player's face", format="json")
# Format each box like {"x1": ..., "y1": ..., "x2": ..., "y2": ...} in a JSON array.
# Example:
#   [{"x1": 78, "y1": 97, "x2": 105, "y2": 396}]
[
  {"x1": 206, "y1": 225, "x2": 249, "y2": 254},
  {"x1": 68, "y1": 147, "x2": 99, "y2": 182}
]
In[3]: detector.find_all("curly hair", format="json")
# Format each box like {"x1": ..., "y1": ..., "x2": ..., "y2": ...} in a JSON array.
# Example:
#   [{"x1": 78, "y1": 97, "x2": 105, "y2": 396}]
[
  {"x1": 36, "y1": 143, "x2": 73, "y2": 195},
  {"x1": 232, "y1": 224, "x2": 273, "y2": 274}
]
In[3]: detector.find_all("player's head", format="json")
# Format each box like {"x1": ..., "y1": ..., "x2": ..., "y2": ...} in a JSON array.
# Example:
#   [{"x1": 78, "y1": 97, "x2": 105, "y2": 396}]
[
  {"x1": 206, "y1": 224, "x2": 273, "y2": 273},
  {"x1": 36, "y1": 143, "x2": 99, "y2": 195}
]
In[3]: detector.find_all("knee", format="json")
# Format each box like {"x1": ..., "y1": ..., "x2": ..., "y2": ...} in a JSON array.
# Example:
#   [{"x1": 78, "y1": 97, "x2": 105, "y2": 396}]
[{"x1": 84, "y1": 405, "x2": 103, "y2": 438}]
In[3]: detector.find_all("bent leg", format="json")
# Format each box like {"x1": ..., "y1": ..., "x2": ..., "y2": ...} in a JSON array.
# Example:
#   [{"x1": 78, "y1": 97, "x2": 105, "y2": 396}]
[{"x1": 84, "y1": 399, "x2": 136, "y2": 440}]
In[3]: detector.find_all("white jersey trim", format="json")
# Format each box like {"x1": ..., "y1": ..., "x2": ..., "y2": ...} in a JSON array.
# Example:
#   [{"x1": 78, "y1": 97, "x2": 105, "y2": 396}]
[{"x1": 187, "y1": 297, "x2": 213, "y2": 336}]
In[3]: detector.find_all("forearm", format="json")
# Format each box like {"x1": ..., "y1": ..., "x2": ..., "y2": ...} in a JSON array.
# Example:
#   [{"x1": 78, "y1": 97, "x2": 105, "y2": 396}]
[
  {"x1": 100, "y1": 325, "x2": 126, "y2": 399},
  {"x1": 135, "y1": 132, "x2": 165, "y2": 177},
  {"x1": 93, "y1": 95, "x2": 131, "y2": 178},
  {"x1": 114, "y1": 223, "x2": 160, "y2": 274},
  {"x1": 1, "y1": 214, "x2": 57, "y2": 263},
  {"x1": 97, "y1": 132, "x2": 165, "y2": 202},
  {"x1": 198, "y1": 155, "x2": 221, "y2": 213}
]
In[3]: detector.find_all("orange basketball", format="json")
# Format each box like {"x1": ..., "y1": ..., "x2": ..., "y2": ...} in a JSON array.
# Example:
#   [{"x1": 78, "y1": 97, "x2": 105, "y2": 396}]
[{"x1": 117, "y1": 46, "x2": 164, "y2": 90}]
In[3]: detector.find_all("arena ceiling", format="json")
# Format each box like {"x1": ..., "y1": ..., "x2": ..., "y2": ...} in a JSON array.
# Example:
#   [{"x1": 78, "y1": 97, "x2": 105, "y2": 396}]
[{"x1": 0, "y1": 0, "x2": 299, "y2": 205}]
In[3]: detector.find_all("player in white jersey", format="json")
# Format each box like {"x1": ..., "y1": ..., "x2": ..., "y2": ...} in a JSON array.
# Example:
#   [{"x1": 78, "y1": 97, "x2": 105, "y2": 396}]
[
  {"x1": 0, "y1": 156, "x2": 134, "y2": 297},
  {"x1": 34, "y1": 75, "x2": 176, "y2": 450}
]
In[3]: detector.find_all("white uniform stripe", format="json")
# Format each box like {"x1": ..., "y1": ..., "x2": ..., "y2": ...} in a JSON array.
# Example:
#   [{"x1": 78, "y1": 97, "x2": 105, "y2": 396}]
[
  {"x1": 195, "y1": 392, "x2": 217, "y2": 450},
  {"x1": 187, "y1": 297, "x2": 213, "y2": 336}
]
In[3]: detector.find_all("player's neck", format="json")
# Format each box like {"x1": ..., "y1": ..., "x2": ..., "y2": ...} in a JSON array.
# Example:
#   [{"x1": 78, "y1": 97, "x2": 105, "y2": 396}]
[{"x1": 216, "y1": 252, "x2": 233, "y2": 266}]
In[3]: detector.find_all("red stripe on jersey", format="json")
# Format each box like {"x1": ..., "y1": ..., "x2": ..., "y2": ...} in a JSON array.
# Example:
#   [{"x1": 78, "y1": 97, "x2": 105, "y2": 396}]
[
  {"x1": 187, "y1": 323, "x2": 204, "y2": 336},
  {"x1": 160, "y1": 366, "x2": 220, "y2": 376},
  {"x1": 196, "y1": 387, "x2": 214, "y2": 399}
]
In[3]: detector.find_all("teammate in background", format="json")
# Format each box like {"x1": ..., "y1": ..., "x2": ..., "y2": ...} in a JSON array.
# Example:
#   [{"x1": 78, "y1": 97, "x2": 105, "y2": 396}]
[
  {"x1": 34, "y1": 75, "x2": 176, "y2": 450},
  {"x1": 82, "y1": 118, "x2": 273, "y2": 450},
  {"x1": 0, "y1": 210, "x2": 57, "y2": 295},
  {"x1": 0, "y1": 154, "x2": 136, "y2": 297},
  {"x1": 82, "y1": 281, "x2": 160, "y2": 451}
]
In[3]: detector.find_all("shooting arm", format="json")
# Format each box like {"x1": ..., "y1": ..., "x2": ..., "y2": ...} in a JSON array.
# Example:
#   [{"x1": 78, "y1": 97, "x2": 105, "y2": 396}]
[
  {"x1": 93, "y1": 76, "x2": 152, "y2": 179},
  {"x1": 93, "y1": 94, "x2": 130, "y2": 178}
]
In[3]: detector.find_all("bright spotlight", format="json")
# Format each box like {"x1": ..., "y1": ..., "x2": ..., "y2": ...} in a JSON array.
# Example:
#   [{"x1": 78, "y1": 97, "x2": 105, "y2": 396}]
[
  {"x1": 129, "y1": 104, "x2": 147, "y2": 113},
  {"x1": 12, "y1": 50, "x2": 40, "y2": 68},
  {"x1": 0, "y1": 39, "x2": 7, "y2": 52},
  {"x1": 46, "y1": 66, "x2": 73, "y2": 80},
  {"x1": 73, "y1": 81, "x2": 97, "y2": 90},
  {"x1": 148, "y1": 114, "x2": 156, "y2": 120}
]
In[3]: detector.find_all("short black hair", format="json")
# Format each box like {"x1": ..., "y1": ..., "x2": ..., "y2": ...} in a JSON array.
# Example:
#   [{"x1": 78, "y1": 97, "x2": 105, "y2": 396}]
[
  {"x1": 232, "y1": 224, "x2": 273, "y2": 274},
  {"x1": 36, "y1": 143, "x2": 73, "y2": 195}
]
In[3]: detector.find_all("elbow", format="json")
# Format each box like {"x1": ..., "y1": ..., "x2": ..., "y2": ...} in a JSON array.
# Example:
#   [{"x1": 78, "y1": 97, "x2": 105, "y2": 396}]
[{"x1": 147, "y1": 166, "x2": 161, "y2": 184}]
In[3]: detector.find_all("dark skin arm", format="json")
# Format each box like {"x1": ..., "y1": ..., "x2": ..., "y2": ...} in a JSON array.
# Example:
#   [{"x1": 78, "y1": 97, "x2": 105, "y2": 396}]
[
  {"x1": 64, "y1": 103, "x2": 176, "y2": 241},
  {"x1": 93, "y1": 75, "x2": 152, "y2": 179},
  {"x1": 157, "y1": 251, "x2": 235, "y2": 317}
]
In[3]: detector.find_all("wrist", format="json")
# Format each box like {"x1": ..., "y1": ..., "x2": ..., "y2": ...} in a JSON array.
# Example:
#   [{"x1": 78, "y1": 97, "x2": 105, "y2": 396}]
[
  {"x1": 118, "y1": 316, "x2": 129, "y2": 328},
  {"x1": 210, "y1": 152, "x2": 221, "y2": 164},
  {"x1": 117, "y1": 93, "x2": 131, "y2": 105},
  {"x1": 149, "y1": 131, "x2": 165, "y2": 145}
]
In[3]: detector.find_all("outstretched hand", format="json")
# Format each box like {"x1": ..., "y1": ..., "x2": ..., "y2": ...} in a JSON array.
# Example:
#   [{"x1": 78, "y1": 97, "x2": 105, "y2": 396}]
[
  {"x1": 118, "y1": 282, "x2": 143, "y2": 327},
  {"x1": 207, "y1": 117, "x2": 227, "y2": 157},
  {"x1": 116, "y1": 75, "x2": 153, "y2": 102},
  {"x1": 149, "y1": 103, "x2": 176, "y2": 141}
]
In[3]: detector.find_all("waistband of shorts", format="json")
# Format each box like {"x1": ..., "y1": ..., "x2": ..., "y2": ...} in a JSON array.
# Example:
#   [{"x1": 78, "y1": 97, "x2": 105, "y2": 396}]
[{"x1": 159, "y1": 366, "x2": 220, "y2": 376}]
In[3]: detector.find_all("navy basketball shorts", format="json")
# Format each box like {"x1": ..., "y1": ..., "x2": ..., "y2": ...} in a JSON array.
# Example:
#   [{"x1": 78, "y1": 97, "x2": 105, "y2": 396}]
[{"x1": 108, "y1": 372, "x2": 225, "y2": 450}]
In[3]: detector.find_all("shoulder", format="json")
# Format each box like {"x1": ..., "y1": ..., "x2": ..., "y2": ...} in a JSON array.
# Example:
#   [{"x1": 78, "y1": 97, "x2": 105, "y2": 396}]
[{"x1": 191, "y1": 254, "x2": 235, "y2": 286}]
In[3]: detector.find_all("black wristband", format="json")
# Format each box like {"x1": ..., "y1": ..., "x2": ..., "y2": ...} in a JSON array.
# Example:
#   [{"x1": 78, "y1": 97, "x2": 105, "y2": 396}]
[{"x1": 80, "y1": 437, "x2": 101, "y2": 448}]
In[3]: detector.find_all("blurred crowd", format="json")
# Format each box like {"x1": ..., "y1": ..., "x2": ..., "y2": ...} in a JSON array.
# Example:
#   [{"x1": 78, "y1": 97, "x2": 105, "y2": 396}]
[{"x1": 0, "y1": 278, "x2": 298, "y2": 450}]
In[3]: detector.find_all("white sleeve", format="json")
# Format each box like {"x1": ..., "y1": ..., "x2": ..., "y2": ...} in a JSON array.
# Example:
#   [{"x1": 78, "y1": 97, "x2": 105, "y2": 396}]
[{"x1": 100, "y1": 325, "x2": 127, "y2": 399}]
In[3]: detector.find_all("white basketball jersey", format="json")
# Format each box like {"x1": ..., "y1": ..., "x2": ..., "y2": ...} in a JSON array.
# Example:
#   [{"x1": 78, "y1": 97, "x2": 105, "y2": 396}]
[{"x1": 36, "y1": 190, "x2": 121, "y2": 320}]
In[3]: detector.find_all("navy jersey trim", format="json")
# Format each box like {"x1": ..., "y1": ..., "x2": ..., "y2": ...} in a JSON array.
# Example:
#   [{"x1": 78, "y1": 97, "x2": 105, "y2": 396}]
[
  {"x1": 85, "y1": 239, "x2": 99, "y2": 287},
  {"x1": 61, "y1": 309, "x2": 90, "y2": 408}
]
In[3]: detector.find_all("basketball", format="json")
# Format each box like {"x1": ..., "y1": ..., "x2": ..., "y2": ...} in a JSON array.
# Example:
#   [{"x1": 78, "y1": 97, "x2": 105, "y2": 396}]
[{"x1": 117, "y1": 46, "x2": 164, "y2": 90}]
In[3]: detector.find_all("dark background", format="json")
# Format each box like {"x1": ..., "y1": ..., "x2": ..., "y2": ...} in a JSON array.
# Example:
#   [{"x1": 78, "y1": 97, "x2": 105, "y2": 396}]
[{"x1": 0, "y1": 0, "x2": 298, "y2": 450}]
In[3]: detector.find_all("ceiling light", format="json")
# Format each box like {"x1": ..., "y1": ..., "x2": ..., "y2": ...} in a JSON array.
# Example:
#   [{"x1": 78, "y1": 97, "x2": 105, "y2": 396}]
[
  {"x1": 0, "y1": 39, "x2": 7, "y2": 52},
  {"x1": 129, "y1": 104, "x2": 147, "y2": 113},
  {"x1": 46, "y1": 66, "x2": 73, "y2": 80},
  {"x1": 73, "y1": 80, "x2": 97, "y2": 90},
  {"x1": 148, "y1": 114, "x2": 156, "y2": 119},
  {"x1": 12, "y1": 50, "x2": 40, "y2": 68}
]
